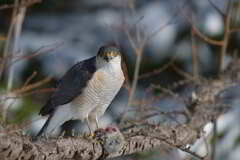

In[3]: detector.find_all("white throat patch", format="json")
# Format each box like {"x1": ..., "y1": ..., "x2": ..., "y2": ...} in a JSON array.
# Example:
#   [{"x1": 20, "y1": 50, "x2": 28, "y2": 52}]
[{"x1": 97, "y1": 56, "x2": 122, "y2": 72}]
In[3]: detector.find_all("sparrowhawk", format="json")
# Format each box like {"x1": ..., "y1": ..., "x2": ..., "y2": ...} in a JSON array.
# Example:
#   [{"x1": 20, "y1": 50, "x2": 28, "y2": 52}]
[{"x1": 36, "y1": 45, "x2": 125, "y2": 138}]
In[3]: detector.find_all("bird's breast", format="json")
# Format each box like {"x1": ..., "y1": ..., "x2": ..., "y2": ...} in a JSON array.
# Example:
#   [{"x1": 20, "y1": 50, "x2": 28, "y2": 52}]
[
  {"x1": 72, "y1": 66, "x2": 124, "y2": 120},
  {"x1": 92, "y1": 67, "x2": 124, "y2": 99}
]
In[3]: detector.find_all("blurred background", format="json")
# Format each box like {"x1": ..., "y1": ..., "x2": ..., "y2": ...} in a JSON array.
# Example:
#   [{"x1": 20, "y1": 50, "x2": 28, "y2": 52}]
[{"x1": 0, "y1": 0, "x2": 240, "y2": 160}]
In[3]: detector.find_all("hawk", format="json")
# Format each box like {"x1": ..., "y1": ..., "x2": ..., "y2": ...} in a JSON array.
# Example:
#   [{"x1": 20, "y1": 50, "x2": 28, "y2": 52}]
[{"x1": 36, "y1": 45, "x2": 125, "y2": 138}]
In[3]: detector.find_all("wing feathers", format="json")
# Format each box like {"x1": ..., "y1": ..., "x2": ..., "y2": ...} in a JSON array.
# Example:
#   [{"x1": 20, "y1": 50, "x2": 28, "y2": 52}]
[{"x1": 39, "y1": 56, "x2": 96, "y2": 116}]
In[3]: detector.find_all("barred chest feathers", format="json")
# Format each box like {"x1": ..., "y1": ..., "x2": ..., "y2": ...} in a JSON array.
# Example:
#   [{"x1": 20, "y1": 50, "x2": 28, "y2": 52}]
[{"x1": 72, "y1": 56, "x2": 124, "y2": 121}]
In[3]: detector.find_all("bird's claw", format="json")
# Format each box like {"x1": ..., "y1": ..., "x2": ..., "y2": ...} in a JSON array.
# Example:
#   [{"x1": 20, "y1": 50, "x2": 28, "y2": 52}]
[{"x1": 83, "y1": 132, "x2": 95, "y2": 139}]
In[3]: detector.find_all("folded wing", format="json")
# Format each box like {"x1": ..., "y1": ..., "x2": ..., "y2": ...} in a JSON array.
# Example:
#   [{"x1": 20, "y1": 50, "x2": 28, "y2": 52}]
[{"x1": 39, "y1": 56, "x2": 97, "y2": 116}]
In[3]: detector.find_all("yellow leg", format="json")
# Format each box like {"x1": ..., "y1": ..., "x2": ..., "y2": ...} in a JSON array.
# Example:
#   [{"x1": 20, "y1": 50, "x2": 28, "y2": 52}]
[
  {"x1": 86, "y1": 117, "x2": 94, "y2": 137},
  {"x1": 95, "y1": 116, "x2": 99, "y2": 129}
]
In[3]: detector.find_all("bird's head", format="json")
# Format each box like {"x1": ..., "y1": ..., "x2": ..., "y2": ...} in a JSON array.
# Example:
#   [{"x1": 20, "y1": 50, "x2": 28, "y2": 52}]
[{"x1": 97, "y1": 45, "x2": 122, "y2": 63}]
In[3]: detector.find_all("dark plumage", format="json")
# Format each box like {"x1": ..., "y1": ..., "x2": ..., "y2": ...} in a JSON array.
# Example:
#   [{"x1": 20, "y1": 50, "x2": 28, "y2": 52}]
[
  {"x1": 35, "y1": 45, "x2": 125, "y2": 139},
  {"x1": 39, "y1": 57, "x2": 96, "y2": 116}
]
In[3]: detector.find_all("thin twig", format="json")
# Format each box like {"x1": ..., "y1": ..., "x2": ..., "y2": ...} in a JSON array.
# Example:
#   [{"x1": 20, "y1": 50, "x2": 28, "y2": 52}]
[
  {"x1": 1, "y1": 87, "x2": 55, "y2": 102},
  {"x1": 23, "y1": 71, "x2": 37, "y2": 87},
  {"x1": 9, "y1": 41, "x2": 64, "y2": 67},
  {"x1": 192, "y1": 25, "x2": 224, "y2": 46},
  {"x1": 19, "y1": 87, "x2": 56, "y2": 97},
  {"x1": 2, "y1": 0, "x2": 27, "y2": 122},
  {"x1": 0, "y1": 0, "x2": 18, "y2": 79},
  {"x1": 208, "y1": 0, "x2": 225, "y2": 17},
  {"x1": 171, "y1": 64, "x2": 195, "y2": 81},
  {"x1": 7, "y1": 3, "x2": 27, "y2": 90},
  {"x1": 12, "y1": 77, "x2": 52, "y2": 95},
  {"x1": 127, "y1": 45, "x2": 145, "y2": 106},
  {"x1": 178, "y1": 2, "x2": 224, "y2": 46},
  {"x1": 0, "y1": 0, "x2": 41, "y2": 10},
  {"x1": 178, "y1": 146, "x2": 205, "y2": 160},
  {"x1": 138, "y1": 56, "x2": 176, "y2": 79},
  {"x1": 119, "y1": 2, "x2": 147, "y2": 124},
  {"x1": 146, "y1": 0, "x2": 186, "y2": 42},
  {"x1": 219, "y1": 0, "x2": 232, "y2": 72},
  {"x1": 147, "y1": 18, "x2": 176, "y2": 42},
  {"x1": 150, "y1": 84, "x2": 178, "y2": 98},
  {"x1": 124, "y1": 25, "x2": 138, "y2": 55},
  {"x1": 191, "y1": 27, "x2": 199, "y2": 79}
]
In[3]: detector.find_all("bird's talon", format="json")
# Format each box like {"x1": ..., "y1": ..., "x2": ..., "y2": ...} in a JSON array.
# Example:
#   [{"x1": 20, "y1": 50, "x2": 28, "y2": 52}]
[
  {"x1": 83, "y1": 132, "x2": 95, "y2": 139},
  {"x1": 97, "y1": 139, "x2": 104, "y2": 145},
  {"x1": 90, "y1": 132, "x2": 95, "y2": 138}
]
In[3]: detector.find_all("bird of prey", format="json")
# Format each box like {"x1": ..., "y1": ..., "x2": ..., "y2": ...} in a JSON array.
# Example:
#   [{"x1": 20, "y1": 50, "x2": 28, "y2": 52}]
[{"x1": 36, "y1": 45, "x2": 125, "y2": 138}]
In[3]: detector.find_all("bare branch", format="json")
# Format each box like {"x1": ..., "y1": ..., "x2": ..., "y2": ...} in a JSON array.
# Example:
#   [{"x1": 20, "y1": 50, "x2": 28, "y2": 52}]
[
  {"x1": 219, "y1": 0, "x2": 232, "y2": 72},
  {"x1": 191, "y1": 24, "x2": 224, "y2": 46},
  {"x1": 171, "y1": 64, "x2": 196, "y2": 81},
  {"x1": 138, "y1": 56, "x2": 175, "y2": 79},
  {"x1": 0, "y1": 0, "x2": 18, "y2": 79},
  {"x1": 191, "y1": 26, "x2": 199, "y2": 79},
  {"x1": 207, "y1": 0, "x2": 225, "y2": 17},
  {"x1": 0, "y1": 0, "x2": 41, "y2": 10},
  {"x1": 9, "y1": 41, "x2": 64, "y2": 67},
  {"x1": 23, "y1": 71, "x2": 37, "y2": 87},
  {"x1": 2, "y1": 0, "x2": 27, "y2": 122},
  {"x1": 178, "y1": 3, "x2": 224, "y2": 46},
  {"x1": 12, "y1": 77, "x2": 52, "y2": 95},
  {"x1": 0, "y1": 56, "x2": 238, "y2": 159}
]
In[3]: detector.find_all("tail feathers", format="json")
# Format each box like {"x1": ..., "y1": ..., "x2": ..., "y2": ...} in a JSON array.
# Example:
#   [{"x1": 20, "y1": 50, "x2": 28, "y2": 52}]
[
  {"x1": 36, "y1": 115, "x2": 52, "y2": 137},
  {"x1": 33, "y1": 115, "x2": 53, "y2": 141},
  {"x1": 33, "y1": 105, "x2": 73, "y2": 141},
  {"x1": 39, "y1": 101, "x2": 54, "y2": 116}
]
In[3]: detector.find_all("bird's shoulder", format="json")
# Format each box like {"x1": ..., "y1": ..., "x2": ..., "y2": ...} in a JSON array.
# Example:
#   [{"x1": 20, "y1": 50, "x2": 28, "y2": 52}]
[{"x1": 39, "y1": 56, "x2": 97, "y2": 116}]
